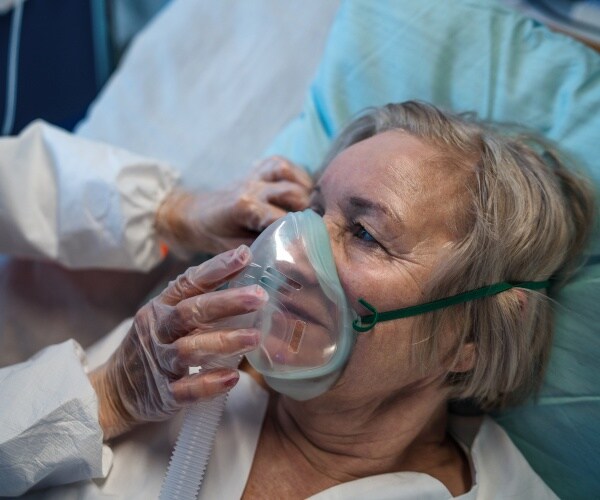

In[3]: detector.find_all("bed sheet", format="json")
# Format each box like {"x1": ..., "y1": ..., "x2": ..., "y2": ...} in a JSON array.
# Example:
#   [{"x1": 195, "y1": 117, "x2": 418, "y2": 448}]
[{"x1": 77, "y1": 0, "x2": 341, "y2": 190}]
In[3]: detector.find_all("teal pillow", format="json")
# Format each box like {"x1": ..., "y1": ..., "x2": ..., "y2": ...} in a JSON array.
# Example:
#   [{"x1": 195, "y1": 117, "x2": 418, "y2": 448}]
[{"x1": 265, "y1": 0, "x2": 600, "y2": 497}]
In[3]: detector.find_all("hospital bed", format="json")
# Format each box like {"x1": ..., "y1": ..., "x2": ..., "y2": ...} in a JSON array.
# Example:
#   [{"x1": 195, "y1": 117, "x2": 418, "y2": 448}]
[{"x1": 2, "y1": 0, "x2": 599, "y2": 498}]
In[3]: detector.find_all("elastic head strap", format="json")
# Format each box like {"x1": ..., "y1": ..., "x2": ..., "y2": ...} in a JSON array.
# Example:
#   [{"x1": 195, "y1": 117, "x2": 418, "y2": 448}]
[{"x1": 352, "y1": 280, "x2": 550, "y2": 333}]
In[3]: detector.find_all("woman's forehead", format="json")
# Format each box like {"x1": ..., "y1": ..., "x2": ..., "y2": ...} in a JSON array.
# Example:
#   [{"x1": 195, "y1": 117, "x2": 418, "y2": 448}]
[{"x1": 321, "y1": 130, "x2": 457, "y2": 199}]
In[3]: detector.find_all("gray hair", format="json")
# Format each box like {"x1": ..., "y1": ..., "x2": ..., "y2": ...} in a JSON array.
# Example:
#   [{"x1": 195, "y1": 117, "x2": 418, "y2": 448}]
[{"x1": 324, "y1": 101, "x2": 595, "y2": 410}]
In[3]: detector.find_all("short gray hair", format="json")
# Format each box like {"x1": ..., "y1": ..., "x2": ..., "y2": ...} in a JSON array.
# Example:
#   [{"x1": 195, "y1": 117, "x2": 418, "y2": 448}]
[{"x1": 324, "y1": 101, "x2": 595, "y2": 410}]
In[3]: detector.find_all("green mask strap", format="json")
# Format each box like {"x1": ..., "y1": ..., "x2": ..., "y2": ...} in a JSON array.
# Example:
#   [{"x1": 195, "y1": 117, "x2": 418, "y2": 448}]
[{"x1": 352, "y1": 280, "x2": 550, "y2": 333}]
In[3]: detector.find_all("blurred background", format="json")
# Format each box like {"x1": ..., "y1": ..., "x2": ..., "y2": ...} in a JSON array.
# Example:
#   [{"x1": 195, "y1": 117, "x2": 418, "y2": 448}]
[
  {"x1": 0, "y1": 0, "x2": 169, "y2": 134},
  {"x1": 503, "y1": 0, "x2": 600, "y2": 50},
  {"x1": 1, "y1": 0, "x2": 599, "y2": 137}
]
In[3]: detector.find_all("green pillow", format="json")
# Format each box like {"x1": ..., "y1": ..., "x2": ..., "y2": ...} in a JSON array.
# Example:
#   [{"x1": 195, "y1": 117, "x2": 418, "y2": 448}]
[{"x1": 265, "y1": 0, "x2": 600, "y2": 497}]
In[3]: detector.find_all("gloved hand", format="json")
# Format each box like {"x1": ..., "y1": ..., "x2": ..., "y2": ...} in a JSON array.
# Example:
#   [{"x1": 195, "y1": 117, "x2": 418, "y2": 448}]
[
  {"x1": 90, "y1": 245, "x2": 267, "y2": 440},
  {"x1": 155, "y1": 156, "x2": 313, "y2": 255}
]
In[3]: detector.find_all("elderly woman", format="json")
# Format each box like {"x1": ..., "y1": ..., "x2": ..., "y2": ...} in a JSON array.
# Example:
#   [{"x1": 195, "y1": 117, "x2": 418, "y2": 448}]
[{"x1": 17, "y1": 101, "x2": 593, "y2": 498}]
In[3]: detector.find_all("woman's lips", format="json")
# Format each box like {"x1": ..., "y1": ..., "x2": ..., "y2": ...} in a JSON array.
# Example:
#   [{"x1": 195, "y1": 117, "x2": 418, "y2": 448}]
[
  {"x1": 254, "y1": 296, "x2": 336, "y2": 369},
  {"x1": 277, "y1": 298, "x2": 329, "y2": 331}
]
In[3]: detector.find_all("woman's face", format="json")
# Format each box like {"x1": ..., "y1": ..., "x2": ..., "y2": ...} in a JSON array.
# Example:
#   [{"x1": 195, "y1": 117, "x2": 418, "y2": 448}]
[{"x1": 310, "y1": 130, "x2": 470, "y2": 401}]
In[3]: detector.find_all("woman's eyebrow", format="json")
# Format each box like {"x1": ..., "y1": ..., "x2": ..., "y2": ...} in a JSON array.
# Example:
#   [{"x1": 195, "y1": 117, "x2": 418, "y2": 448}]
[
  {"x1": 313, "y1": 185, "x2": 401, "y2": 224},
  {"x1": 347, "y1": 195, "x2": 394, "y2": 220}
]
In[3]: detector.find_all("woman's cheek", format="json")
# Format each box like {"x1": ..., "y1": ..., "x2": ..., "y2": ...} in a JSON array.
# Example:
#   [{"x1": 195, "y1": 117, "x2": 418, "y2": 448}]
[{"x1": 336, "y1": 254, "x2": 364, "y2": 301}]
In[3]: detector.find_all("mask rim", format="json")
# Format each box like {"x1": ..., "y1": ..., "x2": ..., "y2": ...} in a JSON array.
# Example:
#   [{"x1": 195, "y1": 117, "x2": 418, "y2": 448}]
[{"x1": 244, "y1": 209, "x2": 357, "y2": 382}]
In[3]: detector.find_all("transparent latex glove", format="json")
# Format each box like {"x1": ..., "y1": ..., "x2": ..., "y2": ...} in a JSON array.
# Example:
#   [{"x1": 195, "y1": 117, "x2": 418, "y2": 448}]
[
  {"x1": 89, "y1": 245, "x2": 267, "y2": 440},
  {"x1": 155, "y1": 156, "x2": 313, "y2": 255}
]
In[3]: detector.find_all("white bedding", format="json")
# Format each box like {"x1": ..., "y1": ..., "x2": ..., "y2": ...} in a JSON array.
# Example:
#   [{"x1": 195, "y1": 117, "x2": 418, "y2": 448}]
[{"x1": 77, "y1": 0, "x2": 340, "y2": 189}]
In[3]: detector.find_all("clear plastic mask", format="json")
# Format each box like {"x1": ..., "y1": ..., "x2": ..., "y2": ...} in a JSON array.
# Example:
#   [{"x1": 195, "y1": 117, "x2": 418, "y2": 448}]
[{"x1": 228, "y1": 209, "x2": 356, "y2": 400}]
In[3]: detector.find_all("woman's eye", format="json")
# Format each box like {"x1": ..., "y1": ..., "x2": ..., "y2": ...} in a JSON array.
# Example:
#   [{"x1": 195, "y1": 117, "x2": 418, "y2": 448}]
[{"x1": 353, "y1": 224, "x2": 378, "y2": 244}]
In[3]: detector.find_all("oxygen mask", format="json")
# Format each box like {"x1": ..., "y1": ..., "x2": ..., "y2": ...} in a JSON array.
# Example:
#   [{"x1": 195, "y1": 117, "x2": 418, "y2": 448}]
[{"x1": 228, "y1": 209, "x2": 355, "y2": 400}]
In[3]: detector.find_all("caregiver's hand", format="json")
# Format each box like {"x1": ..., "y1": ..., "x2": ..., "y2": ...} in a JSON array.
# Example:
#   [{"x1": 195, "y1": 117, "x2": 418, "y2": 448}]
[
  {"x1": 89, "y1": 245, "x2": 267, "y2": 440},
  {"x1": 155, "y1": 156, "x2": 313, "y2": 255}
]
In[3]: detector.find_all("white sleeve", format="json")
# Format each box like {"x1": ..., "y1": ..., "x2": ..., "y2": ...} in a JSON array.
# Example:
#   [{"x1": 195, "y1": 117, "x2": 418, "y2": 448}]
[
  {"x1": 0, "y1": 340, "x2": 112, "y2": 496},
  {"x1": 0, "y1": 120, "x2": 180, "y2": 271}
]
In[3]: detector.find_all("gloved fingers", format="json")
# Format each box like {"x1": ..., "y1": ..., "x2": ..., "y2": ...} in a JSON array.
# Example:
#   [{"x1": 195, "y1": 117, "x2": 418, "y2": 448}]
[
  {"x1": 158, "y1": 245, "x2": 252, "y2": 306},
  {"x1": 155, "y1": 284, "x2": 268, "y2": 343},
  {"x1": 168, "y1": 328, "x2": 260, "y2": 374},
  {"x1": 233, "y1": 196, "x2": 288, "y2": 232},
  {"x1": 262, "y1": 180, "x2": 311, "y2": 212},
  {"x1": 169, "y1": 368, "x2": 240, "y2": 404},
  {"x1": 254, "y1": 156, "x2": 313, "y2": 190}
]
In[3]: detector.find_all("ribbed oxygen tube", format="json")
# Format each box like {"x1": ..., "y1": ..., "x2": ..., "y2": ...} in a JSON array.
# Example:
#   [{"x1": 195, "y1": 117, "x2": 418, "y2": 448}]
[{"x1": 159, "y1": 357, "x2": 239, "y2": 500}]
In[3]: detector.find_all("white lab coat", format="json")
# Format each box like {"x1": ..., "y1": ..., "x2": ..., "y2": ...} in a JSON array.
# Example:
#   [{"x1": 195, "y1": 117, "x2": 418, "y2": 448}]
[
  {"x1": 1, "y1": 323, "x2": 558, "y2": 499},
  {"x1": 0, "y1": 120, "x2": 179, "y2": 271}
]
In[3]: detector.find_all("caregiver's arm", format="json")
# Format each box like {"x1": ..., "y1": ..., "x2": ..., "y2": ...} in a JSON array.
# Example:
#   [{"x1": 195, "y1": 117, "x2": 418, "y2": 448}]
[
  {"x1": 0, "y1": 125, "x2": 311, "y2": 269},
  {"x1": 0, "y1": 247, "x2": 265, "y2": 496},
  {"x1": 0, "y1": 120, "x2": 179, "y2": 271}
]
